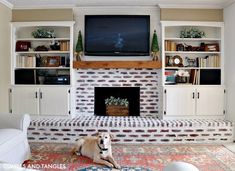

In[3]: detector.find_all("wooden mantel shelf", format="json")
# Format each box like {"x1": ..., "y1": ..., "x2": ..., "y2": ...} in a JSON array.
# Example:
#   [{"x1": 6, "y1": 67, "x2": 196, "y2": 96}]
[{"x1": 73, "y1": 61, "x2": 162, "y2": 69}]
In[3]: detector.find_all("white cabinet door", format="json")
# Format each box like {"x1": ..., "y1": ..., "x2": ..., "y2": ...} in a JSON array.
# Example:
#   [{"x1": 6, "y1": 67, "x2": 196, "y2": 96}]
[
  {"x1": 11, "y1": 87, "x2": 39, "y2": 115},
  {"x1": 196, "y1": 87, "x2": 225, "y2": 116},
  {"x1": 164, "y1": 87, "x2": 196, "y2": 116},
  {"x1": 40, "y1": 87, "x2": 70, "y2": 116}
]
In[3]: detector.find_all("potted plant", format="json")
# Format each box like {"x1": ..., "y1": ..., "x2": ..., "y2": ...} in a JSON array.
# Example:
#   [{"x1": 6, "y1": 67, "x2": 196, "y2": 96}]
[
  {"x1": 105, "y1": 96, "x2": 129, "y2": 116},
  {"x1": 151, "y1": 30, "x2": 160, "y2": 61},
  {"x1": 75, "y1": 30, "x2": 83, "y2": 61}
]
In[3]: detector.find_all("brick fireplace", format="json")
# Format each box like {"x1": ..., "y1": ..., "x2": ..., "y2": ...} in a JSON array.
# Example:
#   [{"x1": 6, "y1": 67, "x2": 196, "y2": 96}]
[{"x1": 75, "y1": 68, "x2": 161, "y2": 117}]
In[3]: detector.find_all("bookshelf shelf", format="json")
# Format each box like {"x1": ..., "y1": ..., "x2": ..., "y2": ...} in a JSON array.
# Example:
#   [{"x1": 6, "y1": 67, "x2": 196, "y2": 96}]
[
  {"x1": 165, "y1": 67, "x2": 221, "y2": 69},
  {"x1": 16, "y1": 38, "x2": 70, "y2": 41},
  {"x1": 165, "y1": 38, "x2": 221, "y2": 41},
  {"x1": 15, "y1": 51, "x2": 70, "y2": 54},
  {"x1": 15, "y1": 67, "x2": 70, "y2": 70},
  {"x1": 165, "y1": 51, "x2": 221, "y2": 54}
]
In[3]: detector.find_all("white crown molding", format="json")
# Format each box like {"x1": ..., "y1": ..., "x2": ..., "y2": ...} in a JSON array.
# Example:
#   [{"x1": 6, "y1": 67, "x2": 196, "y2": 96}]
[
  {"x1": 5, "y1": 0, "x2": 233, "y2": 10},
  {"x1": 223, "y1": 0, "x2": 235, "y2": 8},
  {"x1": 12, "y1": 4, "x2": 75, "y2": 10},
  {"x1": 0, "y1": 0, "x2": 13, "y2": 9},
  {"x1": 158, "y1": 3, "x2": 223, "y2": 9}
]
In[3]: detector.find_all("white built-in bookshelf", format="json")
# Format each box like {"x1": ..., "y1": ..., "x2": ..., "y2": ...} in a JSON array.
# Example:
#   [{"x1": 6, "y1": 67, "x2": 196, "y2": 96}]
[
  {"x1": 10, "y1": 21, "x2": 75, "y2": 116},
  {"x1": 161, "y1": 21, "x2": 225, "y2": 119}
]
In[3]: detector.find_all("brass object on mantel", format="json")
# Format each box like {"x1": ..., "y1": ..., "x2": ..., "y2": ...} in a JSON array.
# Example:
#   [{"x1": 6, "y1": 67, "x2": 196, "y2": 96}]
[{"x1": 73, "y1": 61, "x2": 162, "y2": 69}]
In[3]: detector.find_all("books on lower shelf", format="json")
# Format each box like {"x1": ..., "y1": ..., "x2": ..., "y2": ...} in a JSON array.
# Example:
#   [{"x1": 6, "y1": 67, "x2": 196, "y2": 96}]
[
  {"x1": 165, "y1": 70, "x2": 177, "y2": 85},
  {"x1": 190, "y1": 69, "x2": 200, "y2": 85},
  {"x1": 16, "y1": 55, "x2": 36, "y2": 67}
]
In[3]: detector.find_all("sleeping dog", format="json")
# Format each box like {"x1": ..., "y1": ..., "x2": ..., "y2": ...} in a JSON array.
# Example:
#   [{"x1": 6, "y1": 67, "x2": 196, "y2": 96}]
[{"x1": 73, "y1": 132, "x2": 121, "y2": 169}]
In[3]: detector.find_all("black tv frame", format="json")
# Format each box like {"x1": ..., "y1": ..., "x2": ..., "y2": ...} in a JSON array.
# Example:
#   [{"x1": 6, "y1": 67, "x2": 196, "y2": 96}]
[{"x1": 84, "y1": 15, "x2": 150, "y2": 56}]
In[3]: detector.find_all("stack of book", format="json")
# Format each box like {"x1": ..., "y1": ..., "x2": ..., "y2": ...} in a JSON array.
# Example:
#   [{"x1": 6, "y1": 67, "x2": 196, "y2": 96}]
[
  {"x1": 16, "y1": 55, "x2": 36, "y2": 67},
  {"x1": 190, "y1": 69, "x2": 200, "y2": 85},
  {"x1": 165, "y1": 40, "x2": 176, "y2": 51},
  {"x1": 165, "y1": 70, "x2": 176, "y2": 85},
  {"x1": 59, "y1": 41, "x2": 70, "y2": 51},
  {"x1": 198, "y1": 55, "x2": 220, "y2": 67}
]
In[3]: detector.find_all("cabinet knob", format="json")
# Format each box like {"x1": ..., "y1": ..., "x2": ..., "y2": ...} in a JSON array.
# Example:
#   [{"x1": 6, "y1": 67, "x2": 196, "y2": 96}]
[
  {"x1": 197, "y1": 92, "x2": 200, "y2": 99},
  {"x1": 35, "y1": 92, "x2": 38, "y2": 99},
  {"x1": 192, "y1": 92, "x2": 195, "y2": 99},
  {"x1": 40, "y1": 92, "x2": 42, "y2": 99}
]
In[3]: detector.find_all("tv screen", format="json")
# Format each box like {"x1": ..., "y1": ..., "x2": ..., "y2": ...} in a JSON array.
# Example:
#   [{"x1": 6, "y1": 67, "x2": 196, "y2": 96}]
[{"x1": 85, "y1": 15, "x2": 150, "y2": 56}]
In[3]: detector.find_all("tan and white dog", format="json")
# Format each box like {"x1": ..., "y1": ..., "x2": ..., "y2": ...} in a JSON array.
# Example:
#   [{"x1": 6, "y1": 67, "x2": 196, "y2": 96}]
[{"x1": 73, "y1": 132, "x2": 121, "y2": 169}]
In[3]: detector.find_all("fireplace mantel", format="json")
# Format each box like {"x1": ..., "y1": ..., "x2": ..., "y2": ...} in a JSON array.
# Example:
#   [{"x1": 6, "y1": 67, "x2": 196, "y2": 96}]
[{"x1": 73, "y1": 61, "x2": 162, "y2": 69}]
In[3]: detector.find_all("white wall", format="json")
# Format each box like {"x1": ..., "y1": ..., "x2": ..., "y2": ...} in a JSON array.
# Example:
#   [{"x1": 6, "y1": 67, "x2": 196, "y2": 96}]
[
  {"x1": 224, "y1": 2, "x2": 235, "y2": 139},
  {"x1": 0, "y1": 3, "x2": 11, "y2": 113}
]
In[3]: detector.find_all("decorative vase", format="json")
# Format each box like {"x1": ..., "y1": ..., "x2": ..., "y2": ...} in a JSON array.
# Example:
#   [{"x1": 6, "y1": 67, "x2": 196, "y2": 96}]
[{"x1": 38, "y1": 76, "x2": 45, "y2": 84}]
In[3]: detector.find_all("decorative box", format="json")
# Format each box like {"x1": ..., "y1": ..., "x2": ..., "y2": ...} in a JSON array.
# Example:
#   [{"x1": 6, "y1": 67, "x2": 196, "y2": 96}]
[{"x1": 16, "y1": 41, "x2": 31, "y2": 51}]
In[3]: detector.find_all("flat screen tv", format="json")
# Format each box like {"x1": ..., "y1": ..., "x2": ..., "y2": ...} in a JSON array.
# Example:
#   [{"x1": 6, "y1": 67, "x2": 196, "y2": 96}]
[{"x1": 85, "y1": 15, "x2": 150, "y2": 56}]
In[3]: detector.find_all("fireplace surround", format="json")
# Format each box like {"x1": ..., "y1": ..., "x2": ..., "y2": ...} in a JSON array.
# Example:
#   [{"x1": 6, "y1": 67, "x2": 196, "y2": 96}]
[{"x1": 75, "y1": 68, "x2": 161, "y2": 117}]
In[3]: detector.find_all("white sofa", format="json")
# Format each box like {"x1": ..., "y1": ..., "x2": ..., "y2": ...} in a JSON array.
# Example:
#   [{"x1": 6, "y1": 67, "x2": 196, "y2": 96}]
[{"x1": 0, "y1": 114, "x2": 31, "y2": 164}]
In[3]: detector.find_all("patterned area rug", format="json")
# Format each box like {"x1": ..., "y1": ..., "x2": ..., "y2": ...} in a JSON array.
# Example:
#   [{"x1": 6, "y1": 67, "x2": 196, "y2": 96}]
[
  {"x1": 78, "y1": 166, "x2": 151, "y2": 171},
  {"x1": 23, "y1": 143, "x2": 235, "y2": 171}
]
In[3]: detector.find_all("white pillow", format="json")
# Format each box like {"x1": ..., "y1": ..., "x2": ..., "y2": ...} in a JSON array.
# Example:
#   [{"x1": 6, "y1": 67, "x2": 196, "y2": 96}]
[{"x1": 163, "y1": 161, "x2": 199, "y2": 171}]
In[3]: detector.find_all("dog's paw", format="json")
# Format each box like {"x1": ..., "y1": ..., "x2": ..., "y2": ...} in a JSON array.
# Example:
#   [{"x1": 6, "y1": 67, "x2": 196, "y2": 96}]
[
  {"x1": 104, "y1": 162, "x2": 114, "y2": 168},
  {"x1": 74, "y1": 151, "x2": 81, "y2": 156},
  {"x1": 114, "y1": 164, "x2": 121, "y2": 169}
]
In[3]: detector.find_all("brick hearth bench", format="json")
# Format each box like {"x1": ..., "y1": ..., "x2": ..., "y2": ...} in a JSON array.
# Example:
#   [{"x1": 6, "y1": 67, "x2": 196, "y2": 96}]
[{"x1": 28, "y1": 116, "x2": 234, "y2": 144}]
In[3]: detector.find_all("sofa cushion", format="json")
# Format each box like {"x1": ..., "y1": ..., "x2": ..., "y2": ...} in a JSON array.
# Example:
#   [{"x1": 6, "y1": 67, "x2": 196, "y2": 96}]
[{"x1": 0, "y1": 129, "x2": 26, "y2": 155}]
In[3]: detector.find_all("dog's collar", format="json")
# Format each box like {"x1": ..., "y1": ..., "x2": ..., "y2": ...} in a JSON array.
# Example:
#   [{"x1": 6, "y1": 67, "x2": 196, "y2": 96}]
[{"x1": 97, "y1": 143, "x2": 108, "y2": 153}]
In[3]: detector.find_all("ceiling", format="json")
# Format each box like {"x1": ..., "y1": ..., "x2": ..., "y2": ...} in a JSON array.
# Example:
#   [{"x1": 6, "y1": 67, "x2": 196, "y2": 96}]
[{"x1": 3, "y1": 0, "x2": 235, "y2": 9}]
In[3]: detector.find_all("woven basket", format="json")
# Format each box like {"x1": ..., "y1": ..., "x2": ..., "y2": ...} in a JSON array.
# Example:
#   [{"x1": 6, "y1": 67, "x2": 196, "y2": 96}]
[{"x1": 106, "y1": 105, "x2": 129, "y2": 116}]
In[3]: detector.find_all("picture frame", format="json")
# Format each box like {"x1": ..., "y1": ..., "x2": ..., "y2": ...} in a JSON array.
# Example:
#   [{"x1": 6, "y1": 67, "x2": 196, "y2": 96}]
[
  {"x1": 185, "y1": 57, "x2": 197, "y2": 67},
  {"x1": 205, "y1": 43, "x2": 219, "y2": 52},
  {"x1": 46, "y1": 56, "x2": 60, "y2": 67}
]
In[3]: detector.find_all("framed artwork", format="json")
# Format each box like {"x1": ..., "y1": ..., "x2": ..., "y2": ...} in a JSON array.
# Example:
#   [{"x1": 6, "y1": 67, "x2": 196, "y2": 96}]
[
  {"x1": 46, "y1": 56, "x2": 60, "y2": 67},
  {"x1": 205, "y1": 43, "x2": 219, "y2": 52}
]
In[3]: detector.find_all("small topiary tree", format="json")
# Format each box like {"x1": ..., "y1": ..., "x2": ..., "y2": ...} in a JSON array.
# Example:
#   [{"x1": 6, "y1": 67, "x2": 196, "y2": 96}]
[
  {"x1": 75, "y1": 30, "x2": 83, "y2": 61},
  {"x1": 151, "y1": 30, "x2": 160, "y2": 61}
]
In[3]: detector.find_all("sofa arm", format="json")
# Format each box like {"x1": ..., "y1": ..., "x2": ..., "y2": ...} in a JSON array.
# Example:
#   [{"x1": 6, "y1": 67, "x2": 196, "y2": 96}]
[{"x1": 0, "y1": 114, "x2": 31, "y2": 133}]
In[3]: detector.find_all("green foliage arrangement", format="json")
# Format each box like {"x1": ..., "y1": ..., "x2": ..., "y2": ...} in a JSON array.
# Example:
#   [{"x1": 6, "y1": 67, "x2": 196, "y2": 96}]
[
  {"x1": 151, "y1": 30, "x2": 159, "y2": 52},
  {"x1": 180, "y1": 27, "x2": 205, "y2": 38},
  {"x1": 105, "y1": 96, "x2": 129, "y2": 107},
  {"x1": 76, "y1": 30, "x2": 83, "y2": 52},
  {"x1": 32, "y1": 27, "x2": 55, "y2": 38},
  {"x1": 151, "y1": 30, "x2": 160, "y2": 61}
]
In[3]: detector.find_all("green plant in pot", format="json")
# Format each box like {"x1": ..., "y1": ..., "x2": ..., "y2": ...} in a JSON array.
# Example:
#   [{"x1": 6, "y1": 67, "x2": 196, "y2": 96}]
[
  {"x1": 105, "y1": 96, "x2": 129, "y2": 116},
  {"x1": 105, "y1": 96, "x2": 129, "y2": 107},
  {"x1": 32, "y1": 27, "x2": 55, "y2": 38},
  {"x1": 75, "y1": 30, "x2": 83, "y2": 61},
  {"x1": 151, "y1": 30, "x2": 160, "y2": 61}
]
